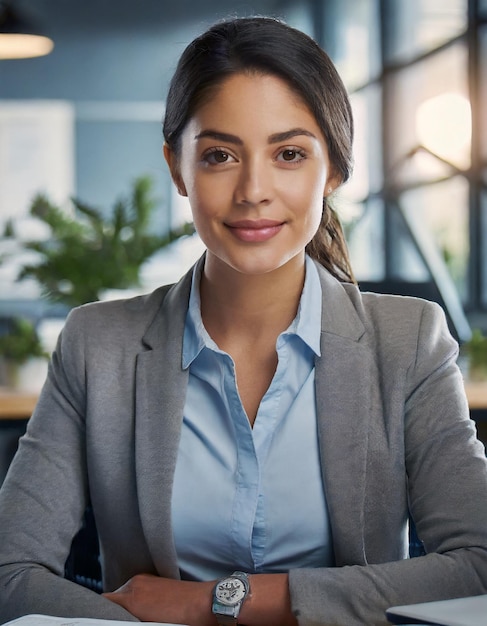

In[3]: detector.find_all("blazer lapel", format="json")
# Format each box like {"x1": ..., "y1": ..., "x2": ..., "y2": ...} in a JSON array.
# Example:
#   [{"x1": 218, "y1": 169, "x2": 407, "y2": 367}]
[
  {"x1": 315, "y1": 266, "x2": 372, "y2": 566},
  {"x1": 134, "y1": 264, "x2": 194, "y2": 578}
]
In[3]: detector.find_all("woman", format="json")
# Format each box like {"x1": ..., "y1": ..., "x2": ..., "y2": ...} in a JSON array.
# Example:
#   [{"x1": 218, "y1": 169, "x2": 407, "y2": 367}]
[{"x1": 0, "y1": 16, "x2": 486, "y2": 626}]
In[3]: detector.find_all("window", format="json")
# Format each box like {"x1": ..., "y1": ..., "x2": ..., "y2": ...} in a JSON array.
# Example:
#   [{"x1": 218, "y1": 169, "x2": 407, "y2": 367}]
[{"x1": 322, "y1": 0, "x2": 487, "y2": 337}]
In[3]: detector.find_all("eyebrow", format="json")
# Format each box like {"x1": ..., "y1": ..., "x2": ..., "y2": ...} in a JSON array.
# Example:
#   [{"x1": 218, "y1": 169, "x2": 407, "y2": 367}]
[
  {"x1": 194, "y1": 127, "x2": 317, "y2": 145},
  {"x1": 268, "y1": 128, "x2": 318, "y2": 143}
]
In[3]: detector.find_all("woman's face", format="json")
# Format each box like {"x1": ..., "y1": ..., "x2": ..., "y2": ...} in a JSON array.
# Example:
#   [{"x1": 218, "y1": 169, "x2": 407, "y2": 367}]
[{"x1": 165, "y1": 72, "x2": 338, "y2": 278}]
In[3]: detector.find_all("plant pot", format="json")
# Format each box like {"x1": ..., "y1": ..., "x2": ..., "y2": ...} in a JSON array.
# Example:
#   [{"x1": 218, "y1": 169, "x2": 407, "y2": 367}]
[{"x1": 0, "y1": 357, "x2": 48, "y2": 393}]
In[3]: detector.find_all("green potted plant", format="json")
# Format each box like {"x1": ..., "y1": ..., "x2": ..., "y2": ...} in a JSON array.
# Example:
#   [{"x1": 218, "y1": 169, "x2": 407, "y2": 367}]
[
  {"x1": 0, "y1": 317, "x2": 49, "y2": 391},
  {"x1": 16, "y1": 176, "x2": 194, "y2": 308},
  {"x1": 463, "y1": 328, "x2": 487, "y2": 382}
]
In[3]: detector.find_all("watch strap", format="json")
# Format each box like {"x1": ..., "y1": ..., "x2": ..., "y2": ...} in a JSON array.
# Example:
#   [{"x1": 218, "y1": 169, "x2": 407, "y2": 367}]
[{"x1": 214, "y1": 615, "x2": 238, "y2": 626}]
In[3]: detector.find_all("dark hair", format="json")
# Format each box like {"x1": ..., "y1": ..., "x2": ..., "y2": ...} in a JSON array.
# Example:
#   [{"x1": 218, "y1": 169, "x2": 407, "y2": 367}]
[{"x1": 163, "y1": 16, "x2": 355, "y2": 283}]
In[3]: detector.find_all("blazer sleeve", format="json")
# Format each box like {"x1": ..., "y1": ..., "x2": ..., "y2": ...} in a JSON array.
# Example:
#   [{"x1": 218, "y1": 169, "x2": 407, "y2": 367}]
[
  {"x1": 289, "y1": 300, "x2": 487, "y2": 625},
  {"x1": 0, "y1": 307, "x2": 139, "y2": 623}
]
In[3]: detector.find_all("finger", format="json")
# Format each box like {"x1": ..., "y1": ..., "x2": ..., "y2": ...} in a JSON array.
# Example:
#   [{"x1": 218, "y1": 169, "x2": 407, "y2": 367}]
[{"x1": 102, "y1": 591, "x2": 124, "y2": 605}]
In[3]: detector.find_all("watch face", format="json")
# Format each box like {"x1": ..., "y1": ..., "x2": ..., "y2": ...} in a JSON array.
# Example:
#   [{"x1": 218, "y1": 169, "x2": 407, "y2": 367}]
[{"x1": 215, "y1": 577, "x2": 247, "y2": 606}]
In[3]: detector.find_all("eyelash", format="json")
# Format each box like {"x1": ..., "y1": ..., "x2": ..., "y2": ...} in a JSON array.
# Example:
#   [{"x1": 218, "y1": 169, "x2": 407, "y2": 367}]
[{"x1": 202, "y1": 146, "x2": 307, "y2": 166}]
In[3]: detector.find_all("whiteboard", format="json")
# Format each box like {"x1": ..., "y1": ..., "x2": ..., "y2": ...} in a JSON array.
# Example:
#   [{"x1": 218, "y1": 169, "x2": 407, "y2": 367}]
[{"x1": 0, "y1": 100, "x2": 74, "y2": 222}]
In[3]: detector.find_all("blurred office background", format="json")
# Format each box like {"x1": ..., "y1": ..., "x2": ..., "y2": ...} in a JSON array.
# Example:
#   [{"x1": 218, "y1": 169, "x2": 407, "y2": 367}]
[{"x1": 0, "y1": 0, "x2": 486, "y2": 343}]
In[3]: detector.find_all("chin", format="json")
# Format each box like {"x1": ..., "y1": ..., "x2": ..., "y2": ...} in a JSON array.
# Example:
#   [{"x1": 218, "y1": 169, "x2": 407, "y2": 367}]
[{"x1": 221, "y1": 251, "x2": 302, "y2": 277}]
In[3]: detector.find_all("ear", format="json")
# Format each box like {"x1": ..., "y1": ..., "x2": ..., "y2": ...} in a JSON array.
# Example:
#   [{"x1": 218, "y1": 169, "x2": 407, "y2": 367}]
[
  {"x1": 324, "y1": 170, "x2": 342, "y2": 197},
  {"x1": 163, "y1": 144, "x2": 188, "y2": 197}
]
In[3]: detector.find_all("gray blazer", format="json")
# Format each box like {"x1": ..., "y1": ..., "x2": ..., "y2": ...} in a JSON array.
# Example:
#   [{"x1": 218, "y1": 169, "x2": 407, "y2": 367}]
[{"x1": 0, "y1": 259, "x2": 486, "y2": 626}]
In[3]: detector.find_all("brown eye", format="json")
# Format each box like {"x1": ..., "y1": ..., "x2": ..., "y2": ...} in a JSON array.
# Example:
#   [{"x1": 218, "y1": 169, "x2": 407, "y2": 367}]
[
  {"x1": 277, "y1": 148, "x2": 306, "y2": 163},
  {"x1": 282, "y1": 149, "x2": 297, "y2": 161},
  {"x1": 205, "y1": 149, "x2": 233, "y2": 165},
  {"x1": 213, "y1": 151, "x2": 229, "y2": 163}
]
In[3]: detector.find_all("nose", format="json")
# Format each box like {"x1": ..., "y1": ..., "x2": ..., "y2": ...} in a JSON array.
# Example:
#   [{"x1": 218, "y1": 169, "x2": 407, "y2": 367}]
[{"x1": 234, "y1": 157, "x2": 272, "y2": 206}]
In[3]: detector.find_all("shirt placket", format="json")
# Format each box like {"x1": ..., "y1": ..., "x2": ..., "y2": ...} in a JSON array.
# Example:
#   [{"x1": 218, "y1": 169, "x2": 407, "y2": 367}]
[{"x1": 223, "y1": 353, "x2": 260, "y2": 571}]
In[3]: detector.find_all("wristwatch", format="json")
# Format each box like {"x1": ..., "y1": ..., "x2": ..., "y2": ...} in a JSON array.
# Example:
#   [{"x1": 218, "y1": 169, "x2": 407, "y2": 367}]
[{"x1": 212, "y1": 570, "x2": 250, "y2": 625}]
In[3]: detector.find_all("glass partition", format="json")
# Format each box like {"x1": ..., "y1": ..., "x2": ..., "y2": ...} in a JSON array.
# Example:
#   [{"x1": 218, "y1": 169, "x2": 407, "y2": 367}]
[
  {"x1": 346, "y1": 198, "x2": 385, "y2": 281},
  {"x1": 400, "y1": 176, "x2": 470, "y2": 300},
  {"x1": 384, "y1": 0, "x2": 467, "y2": 63},
  {"x1": 386, "y1": 43, "x2": 469, "y2": 175},
  {"x1": 321, "y1": 0, "x2": 487, "y2": 335},
  {"x1": 324, "y1": 0, "x2": 381, "y2": 89}
]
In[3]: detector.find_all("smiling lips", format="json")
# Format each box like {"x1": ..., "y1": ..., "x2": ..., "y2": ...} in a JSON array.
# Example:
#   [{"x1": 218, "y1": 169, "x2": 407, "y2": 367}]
[{"x1": 226, "y1": 219, "x2": 285, "y2": 242}]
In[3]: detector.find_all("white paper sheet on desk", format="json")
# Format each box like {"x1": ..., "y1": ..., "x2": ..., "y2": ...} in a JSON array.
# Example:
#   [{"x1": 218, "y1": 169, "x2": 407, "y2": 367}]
[
  {"x1": 386, "y1": 593, "x2": 487, "y2": 625},
  {"x1": 4, "y1": 615, "x2": 188, "y2": 626}
]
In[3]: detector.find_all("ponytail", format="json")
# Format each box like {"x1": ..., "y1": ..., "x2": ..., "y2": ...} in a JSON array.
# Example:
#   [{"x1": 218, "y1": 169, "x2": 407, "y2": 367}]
[{"x1": 306, "y1": 199, "x2": 356, "y2": 284}]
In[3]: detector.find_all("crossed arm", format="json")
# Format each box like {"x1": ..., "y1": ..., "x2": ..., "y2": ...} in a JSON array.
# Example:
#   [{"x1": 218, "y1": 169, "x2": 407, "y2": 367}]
[{"x1": 103, "y1": 572, "x2": 298, "y2": 626}]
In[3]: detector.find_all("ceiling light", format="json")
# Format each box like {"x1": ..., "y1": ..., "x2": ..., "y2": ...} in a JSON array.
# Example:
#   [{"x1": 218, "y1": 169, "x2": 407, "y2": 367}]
[
  {"x1": 0, "y1": 1, "x2": 54, "y2": 60},
  {"x1": 416, "y1": 93, "x2": 471, "y2": 168}
]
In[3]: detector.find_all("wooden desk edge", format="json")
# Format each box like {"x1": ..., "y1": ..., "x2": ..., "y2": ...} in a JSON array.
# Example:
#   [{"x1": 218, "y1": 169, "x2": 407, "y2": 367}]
[
  {"x1": 0, "y1": 388, "x2": 39, "y2": 419},
  {"x1": 463, "y1": 380, "x2": 487, "y2": 410}
]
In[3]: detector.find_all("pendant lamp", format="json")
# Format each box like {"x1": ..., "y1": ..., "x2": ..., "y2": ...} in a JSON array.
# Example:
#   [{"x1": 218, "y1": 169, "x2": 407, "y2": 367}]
[{"x1": 0, "y1": 1, "x2": 54, "y2": 59}]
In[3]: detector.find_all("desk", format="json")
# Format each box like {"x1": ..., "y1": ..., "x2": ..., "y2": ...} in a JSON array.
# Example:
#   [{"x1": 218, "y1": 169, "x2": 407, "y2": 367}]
[
  {"x1": 0, "y1": 388, "x2": 38, "y2": 419},
  {"x1": 463, "y1": 380, "x2": 487, "y2": 411}
]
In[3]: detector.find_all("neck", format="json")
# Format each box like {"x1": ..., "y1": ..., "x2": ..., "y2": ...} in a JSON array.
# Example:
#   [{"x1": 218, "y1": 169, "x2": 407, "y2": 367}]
[{"x1": 200, "y1": 253, "x2": 306, "y2": 339}]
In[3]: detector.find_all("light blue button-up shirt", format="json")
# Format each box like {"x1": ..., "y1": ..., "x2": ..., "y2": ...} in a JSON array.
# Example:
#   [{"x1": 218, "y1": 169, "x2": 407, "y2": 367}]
[{"x1": 171, "y1": 256, "x2": 333, "y2": 581}]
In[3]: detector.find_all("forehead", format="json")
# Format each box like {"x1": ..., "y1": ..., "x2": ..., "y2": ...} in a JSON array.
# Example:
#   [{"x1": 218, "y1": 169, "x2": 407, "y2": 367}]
[{"x1": 187, "y1": 72, "x2": 320, "y2": 134}]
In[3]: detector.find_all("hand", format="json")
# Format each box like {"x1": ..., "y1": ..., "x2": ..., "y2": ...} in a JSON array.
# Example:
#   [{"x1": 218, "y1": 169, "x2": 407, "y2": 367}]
[{"x1": 103, "y1": 573, "x2": 216, "y2": 625}]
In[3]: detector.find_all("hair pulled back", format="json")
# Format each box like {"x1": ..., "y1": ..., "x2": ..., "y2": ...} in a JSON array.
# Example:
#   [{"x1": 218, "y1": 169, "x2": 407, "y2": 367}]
[{"x1": 163, "y1": 17, "x2": 355, "y2": 283}]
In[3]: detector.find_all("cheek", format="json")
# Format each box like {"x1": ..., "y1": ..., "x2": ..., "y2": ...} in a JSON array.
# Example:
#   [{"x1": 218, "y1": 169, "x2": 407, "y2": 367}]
[
  {"x1": 187, "y1": 200, "x2": 212, "y2": 242},
  {"x1": 187, "y1": 184, "x2": 218, "y2": 223},
  {"x1": 188, "y1": 209, "x2": 213, "y2": 253},
  {"x1": 186, "y1": 183, "x2": 224, "y2": 242},
  {"x1": 305, "y1": 200, "x2": 325, "y2": 242},
  {"x1": 289, "y1": 174, "x2": 326, "y2": 224},
  {"x1": 178, "y1": 166, "x2": 207, "y2": 214}
]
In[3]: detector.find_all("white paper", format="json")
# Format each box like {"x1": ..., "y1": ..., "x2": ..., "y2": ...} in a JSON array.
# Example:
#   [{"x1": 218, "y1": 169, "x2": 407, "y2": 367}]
[
  {"x1": 4, "y1": 615, "x2": 188, "y2": 626},
  {"x1": 386, "y1": 593, "x2": 487, "y2": 626}
]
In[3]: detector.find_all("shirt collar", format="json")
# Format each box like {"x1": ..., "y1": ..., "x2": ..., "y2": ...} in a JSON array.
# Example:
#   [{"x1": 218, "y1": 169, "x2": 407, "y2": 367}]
[
  {"x1": 182, "y1": 260, "x2": 212, "y2": 369},
  {"x1": 182, "y1": 255, "x2": 322, "y2": 369},
  {"x1": 292, "y1": 255, "x2": 322, "y2": 356}
]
